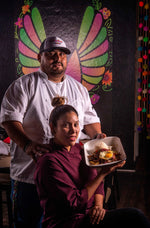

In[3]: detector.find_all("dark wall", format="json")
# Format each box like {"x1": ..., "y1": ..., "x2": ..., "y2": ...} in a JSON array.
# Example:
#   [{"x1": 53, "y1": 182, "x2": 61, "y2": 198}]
[
  {"x1": 94, "y1": 0, "x2": 136, "y2": 168},
  {"x1": 0, "y1": 1, "x2": 16, "y2": 104},
  {"x1": 112, "y1": 0, "x2": 136, "y2": 168},
  {"x1": 0, "y1": 0, "x2": 136, "y2": 169}
]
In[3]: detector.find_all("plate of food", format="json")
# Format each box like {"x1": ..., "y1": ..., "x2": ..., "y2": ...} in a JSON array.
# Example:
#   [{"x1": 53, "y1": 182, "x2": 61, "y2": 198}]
[{"x1": 84, "y1": 136, "x2": 126, "y2": 167}]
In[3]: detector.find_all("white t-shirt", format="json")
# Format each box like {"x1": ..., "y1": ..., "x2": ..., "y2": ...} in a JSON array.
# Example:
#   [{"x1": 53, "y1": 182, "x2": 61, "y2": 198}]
[{"x1": 0, "y1": 70, "x2": 100, "y2": 184}]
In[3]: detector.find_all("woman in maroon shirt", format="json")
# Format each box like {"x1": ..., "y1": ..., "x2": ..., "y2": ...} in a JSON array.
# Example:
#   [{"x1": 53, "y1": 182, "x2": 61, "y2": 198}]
[{"x1": 34, "y1": 97, "x2": 150, "y2": 228}]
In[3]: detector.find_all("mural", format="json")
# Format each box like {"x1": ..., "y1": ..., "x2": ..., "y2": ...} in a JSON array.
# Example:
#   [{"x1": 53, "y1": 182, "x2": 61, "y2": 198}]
[{"x1": 14, "y1": 0, "x2": 113, "y2": 104}]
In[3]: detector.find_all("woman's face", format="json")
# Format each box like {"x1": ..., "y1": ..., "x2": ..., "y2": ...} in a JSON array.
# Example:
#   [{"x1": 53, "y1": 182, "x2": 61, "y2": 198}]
[{"x1": 52, "y1": 111, "x2": 80, "y2": 151}]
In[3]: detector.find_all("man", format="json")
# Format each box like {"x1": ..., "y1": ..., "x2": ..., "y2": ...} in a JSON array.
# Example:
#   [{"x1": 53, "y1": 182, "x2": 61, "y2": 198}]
[{"x1": 0, "y1": 36, "x2": 105, "y2": 227}]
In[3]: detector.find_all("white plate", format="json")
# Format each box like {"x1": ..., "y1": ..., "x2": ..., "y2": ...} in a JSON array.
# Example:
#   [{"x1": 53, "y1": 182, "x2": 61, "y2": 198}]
[{"x1": 84, "y1": 136, "x2": 126, "y2": 167}]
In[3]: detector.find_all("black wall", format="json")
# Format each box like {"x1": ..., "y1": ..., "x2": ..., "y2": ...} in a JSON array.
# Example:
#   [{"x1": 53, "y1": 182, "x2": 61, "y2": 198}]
[
  {"x1": 0, "y1": 1, "x2": 16, "y2": 104},
  {"x1": 94, "y1": 0, "x2": 136, "y2": 168}
]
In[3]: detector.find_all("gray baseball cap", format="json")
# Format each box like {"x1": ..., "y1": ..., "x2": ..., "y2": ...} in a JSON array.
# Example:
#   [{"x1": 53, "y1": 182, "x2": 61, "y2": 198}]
[{"x1": 39, "y1": 36, "x2": 71, "y2": 54}]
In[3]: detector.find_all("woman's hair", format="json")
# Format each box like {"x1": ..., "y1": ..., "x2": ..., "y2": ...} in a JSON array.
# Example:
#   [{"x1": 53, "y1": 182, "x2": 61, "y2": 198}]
[{"x1": 50, "y1": 96, "x2": 78, "y2": 127}]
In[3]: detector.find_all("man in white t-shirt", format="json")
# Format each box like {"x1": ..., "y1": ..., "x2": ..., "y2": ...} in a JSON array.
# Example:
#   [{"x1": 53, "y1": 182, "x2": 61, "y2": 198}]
[{"x1": 0, "y1": 36, "x2": 105, "y2": 228}]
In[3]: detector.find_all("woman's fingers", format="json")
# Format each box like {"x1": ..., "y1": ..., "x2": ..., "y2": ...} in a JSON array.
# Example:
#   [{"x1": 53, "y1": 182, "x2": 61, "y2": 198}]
[
  {"x1": 97, "y1": 209, "x2": 106, "y2": 224},
  {"x1": 90, "y1": 207, "x2": 106, "y2": 224}
]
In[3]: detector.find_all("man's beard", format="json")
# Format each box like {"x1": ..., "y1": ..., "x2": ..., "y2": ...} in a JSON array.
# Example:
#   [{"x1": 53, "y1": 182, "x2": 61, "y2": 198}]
[
  {"x1": 50, "y1": 68, "x2": 64, "y2": 75},
  {"x1": 42, "y1": 62, "x2": 66, "y2": 76}
]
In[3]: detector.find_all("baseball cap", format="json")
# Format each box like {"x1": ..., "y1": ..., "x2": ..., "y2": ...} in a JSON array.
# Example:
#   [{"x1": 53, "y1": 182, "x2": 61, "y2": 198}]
[{"x1": 39, "y1": 36, "x2": 71, "y2": 54}]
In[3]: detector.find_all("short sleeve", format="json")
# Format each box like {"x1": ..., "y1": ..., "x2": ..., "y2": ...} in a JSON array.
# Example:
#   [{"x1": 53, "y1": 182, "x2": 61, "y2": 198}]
[
  {"x1": 81, "y1": 86, "x2": 100, "y2": 125},
  {"x1": 95, "y1": 181, "x2": 105, "y2": 196},
  {"x1": 0, "y1": 78, "x2": 29, "y2": 125}
]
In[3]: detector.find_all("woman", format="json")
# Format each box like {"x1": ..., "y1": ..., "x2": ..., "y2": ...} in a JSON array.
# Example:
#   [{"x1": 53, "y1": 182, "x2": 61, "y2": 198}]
[{"x1": 34, "y1": 97, "x2": 150, "y2": 228}]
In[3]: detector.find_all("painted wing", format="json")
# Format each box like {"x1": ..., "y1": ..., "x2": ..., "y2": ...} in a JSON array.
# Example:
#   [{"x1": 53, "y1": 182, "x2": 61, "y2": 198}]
[
  {"x1": 66, "y1": 6, "x2": 110, "y2": 91},
  {"x1": 18, "y1": 7, "x2": 46, "y2": 75}
]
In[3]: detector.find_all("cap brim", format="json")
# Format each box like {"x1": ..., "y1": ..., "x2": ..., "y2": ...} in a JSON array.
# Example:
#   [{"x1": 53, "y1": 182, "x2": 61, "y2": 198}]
[{"x1": 40, "y1": 47, "x2": 71, "y2": 55}]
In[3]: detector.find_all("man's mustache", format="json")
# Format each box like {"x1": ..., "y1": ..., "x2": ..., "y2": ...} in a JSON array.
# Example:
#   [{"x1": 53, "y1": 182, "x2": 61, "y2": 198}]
[{"x1": 52, "y1": 61, "x2": 63, "y2": 66}]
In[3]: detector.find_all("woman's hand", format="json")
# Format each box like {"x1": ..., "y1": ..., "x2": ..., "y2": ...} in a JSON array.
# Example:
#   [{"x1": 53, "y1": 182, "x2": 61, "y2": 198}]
[
  {"x1": 97, "y1": 160, "x2": 126, "y2": 178},
  {"x1": 89, "y1": 205, "x2": 106, "y2": 224}
]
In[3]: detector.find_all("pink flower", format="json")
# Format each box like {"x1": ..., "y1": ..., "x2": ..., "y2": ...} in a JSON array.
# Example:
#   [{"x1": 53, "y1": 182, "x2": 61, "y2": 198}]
[
  {"x1": 91, "y1": 94, "x2": 100, "y2": 104},
  {"x1": 15, "y1": 18, "x2": 23, "y2": 28}
]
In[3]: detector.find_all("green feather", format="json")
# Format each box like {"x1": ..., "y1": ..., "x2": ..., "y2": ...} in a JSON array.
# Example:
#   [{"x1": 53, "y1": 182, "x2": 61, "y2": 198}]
[
  {"x1": 81, "y1": 53, "x2": 108, "y2": 67},
  {"x1": 82, "y1": 74, "x2": 102, "y2": 84},
  {"x1": 19, "y1": 53, "x2": 40, "y2": 67},
  {"x1": 20, "y1": 28, "x2": 39, "y2": 53},
  {"x1": 31, "y1": 8, "x2": 46, "y2": 42},
  {"x1": 77, "y1": 6, "x2": 94, "y2": 50},
  {"x1": 79, "y1": 27, "x2": 107, "y2": 57}
]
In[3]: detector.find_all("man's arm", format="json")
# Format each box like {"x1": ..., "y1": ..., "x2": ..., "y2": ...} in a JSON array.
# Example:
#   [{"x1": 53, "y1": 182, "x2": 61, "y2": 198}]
[
  {"x1": 84, "y1": 122, "x2": 106, "y2": 139},
  {"x1": 2, "y1": 121, "x2": 49, "y2": 160},
  {"x1": 2, "y1": 121, "x2": 30, "y2": 149}
]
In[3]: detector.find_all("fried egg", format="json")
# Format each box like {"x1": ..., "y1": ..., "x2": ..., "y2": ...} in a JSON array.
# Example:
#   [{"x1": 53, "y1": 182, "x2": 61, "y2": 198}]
[{"x1": 99, "y1": 150, "x2": 113, "y2": 160}]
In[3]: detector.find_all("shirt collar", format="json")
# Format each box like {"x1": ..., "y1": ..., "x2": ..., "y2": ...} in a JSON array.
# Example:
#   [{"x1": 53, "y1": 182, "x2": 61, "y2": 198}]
[
  {"x1": 38, "y1": 68, "x2": 66, "y2": 83},
  {"x1": 38, "y1": 68, "x2": 48, "y2": 79},
  {"x1": 50, "y1": 138, "x2": 69, "y2": 152}
]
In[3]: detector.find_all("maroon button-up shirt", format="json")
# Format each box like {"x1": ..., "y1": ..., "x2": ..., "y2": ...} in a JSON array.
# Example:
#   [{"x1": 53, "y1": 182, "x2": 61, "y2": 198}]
[{"x1": 34, "y1": 140, "x2": 104, "y2": 228}]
